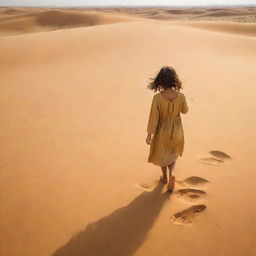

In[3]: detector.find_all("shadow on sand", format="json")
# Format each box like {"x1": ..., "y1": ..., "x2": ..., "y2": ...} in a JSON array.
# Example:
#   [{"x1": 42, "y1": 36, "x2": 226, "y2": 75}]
[{"x1": 52, "y1": 180, "x2": 171, "y2": 256}]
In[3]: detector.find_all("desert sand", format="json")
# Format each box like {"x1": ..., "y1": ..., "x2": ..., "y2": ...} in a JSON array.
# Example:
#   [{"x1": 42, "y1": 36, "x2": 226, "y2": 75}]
[{"x1": 0, "y1": 6, "x2": 256, "y2": 256}]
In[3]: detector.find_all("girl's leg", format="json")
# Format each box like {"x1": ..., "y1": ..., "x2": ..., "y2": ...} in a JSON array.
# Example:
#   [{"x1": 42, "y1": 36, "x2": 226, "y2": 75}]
[
  {"x1": 167, "y1": 161, "x2": 176, "y2": 178},
  {"x1": 167, "y1": 161, "x2": 176, "y2": 191},
  {"x1": 160, "y1": 166, "x2": 168, "y2": 183}
]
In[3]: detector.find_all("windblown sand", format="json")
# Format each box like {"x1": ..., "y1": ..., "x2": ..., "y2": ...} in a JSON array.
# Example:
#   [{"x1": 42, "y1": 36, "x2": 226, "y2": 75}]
[{"x1": 0, "y1": 6, "x2": 256, "y2": 256}]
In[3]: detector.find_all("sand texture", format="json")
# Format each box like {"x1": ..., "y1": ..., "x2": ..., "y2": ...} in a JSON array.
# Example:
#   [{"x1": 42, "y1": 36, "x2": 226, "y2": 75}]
[{"x1": 0, "y1": 6, "x2": 256, "y2": 256}]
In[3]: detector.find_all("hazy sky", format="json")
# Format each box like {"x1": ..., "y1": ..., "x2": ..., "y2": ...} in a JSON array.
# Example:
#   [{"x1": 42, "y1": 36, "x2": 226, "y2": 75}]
[{"x1": 0, "y1": 0, "x2": 255, "y2": 7}]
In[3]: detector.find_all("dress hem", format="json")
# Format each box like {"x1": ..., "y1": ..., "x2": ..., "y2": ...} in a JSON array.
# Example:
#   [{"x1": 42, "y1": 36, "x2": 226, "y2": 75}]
[{"x1": 148, "y1": 157, "x2": 179, "y2": 167}]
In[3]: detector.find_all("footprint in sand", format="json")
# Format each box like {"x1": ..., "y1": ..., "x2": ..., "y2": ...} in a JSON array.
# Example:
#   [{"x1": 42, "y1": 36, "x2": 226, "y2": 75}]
[
  {"x1": 176, "y1": 176, "x2": 210, "y2": 188},
  {"x1": 209, "y1": 150, "x2": 232, "y2": 161},
  {"x1": 198, "y1": 150, "x2": 231, "y2": 165},
  {"x1": 198, "y1": 157, "x2": 224, "y2": 165},
  {"x1": 174, "y1": 189, "x2": 206, "y2": 202},
  {"x1": 134, "y1": 180, "x2": 159, "y2": 192},
  {"x1": 171, "y1": 205, "x2": 207, "y2": 226}
]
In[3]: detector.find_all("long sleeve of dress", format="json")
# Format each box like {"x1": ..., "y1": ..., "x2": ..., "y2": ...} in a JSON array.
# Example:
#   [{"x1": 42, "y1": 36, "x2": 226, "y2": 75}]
[
  {"x1": 147, "y1": 95, "x2": 159, "y2": 134},
  {"x1": 181, "y1": 94, "x2": 189, "y2": 114}
]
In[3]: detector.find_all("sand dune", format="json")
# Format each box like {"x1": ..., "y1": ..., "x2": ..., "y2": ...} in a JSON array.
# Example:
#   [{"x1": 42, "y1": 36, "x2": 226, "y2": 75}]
[
  {"x1": 99, "y1": 6, "x2": 256, "y2": 22},
  {"x1": 0, "y1": 6, "x2": 256, "y2": 256},
  {"x1": 144, "y1": 10, "x2": 180, "y2": 20},
  {"x1": 0, "y1": 6, "x2": 256, "y2": 36},
  {"x1": 0, "y1": 8, "x2": 145, "y2": 36},
  {"x1": 0, "y1": 7, "x2": 27, "y2": 15},
  {"x1": 200, "y1": 10, "x2": 248, "y2": 17},
  {"x1": 168, "y1": 20, "x2": 256, "y2": 38}
]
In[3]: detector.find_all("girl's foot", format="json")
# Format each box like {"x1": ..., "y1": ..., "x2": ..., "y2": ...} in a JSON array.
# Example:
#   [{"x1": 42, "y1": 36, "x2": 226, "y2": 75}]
[
  {"x1": 160, "y1": 175, "x2": 168, "y2": 184},
  {"x1": 167, "y1": 175, "x2": 175, "y2": 192}
]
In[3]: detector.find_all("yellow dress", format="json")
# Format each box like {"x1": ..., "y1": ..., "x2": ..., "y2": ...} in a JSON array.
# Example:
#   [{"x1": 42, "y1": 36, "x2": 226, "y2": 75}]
[{"x1": 147, "y1": 91, "x2": 189, "y2": 167}]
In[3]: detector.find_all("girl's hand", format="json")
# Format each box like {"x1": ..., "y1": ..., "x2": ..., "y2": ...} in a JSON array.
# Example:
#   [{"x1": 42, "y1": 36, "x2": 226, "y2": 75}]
[{"x1": 146, "y1": 134, "x2": 152, "y2": 145}]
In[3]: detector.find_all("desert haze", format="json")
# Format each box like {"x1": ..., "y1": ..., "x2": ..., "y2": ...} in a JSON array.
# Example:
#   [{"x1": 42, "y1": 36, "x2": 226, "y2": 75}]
[{"x1": 0, "y1": 6, "x2": 256, "y2": 256}]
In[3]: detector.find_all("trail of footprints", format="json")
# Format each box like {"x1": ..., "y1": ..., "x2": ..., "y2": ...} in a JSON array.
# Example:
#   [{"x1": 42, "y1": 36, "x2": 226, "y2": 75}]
[
  {"x1": 135, "y1": 150, "x2": 232, "y2": 225},
  {"x1": 171, "y1": 150, "x2": 232, "y2": 226},
  {"x1": 171, "y1": 176, "x2": 209, "y2": 226}
]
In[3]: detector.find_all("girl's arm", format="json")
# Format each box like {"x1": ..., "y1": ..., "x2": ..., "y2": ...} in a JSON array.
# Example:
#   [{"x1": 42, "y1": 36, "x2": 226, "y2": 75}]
[
  {"x1": 181, "y1": 94, "x2": 189, "y2": 114},
  {"x1": 146, "y1": 95, "x2": 159, "y2": 144}
]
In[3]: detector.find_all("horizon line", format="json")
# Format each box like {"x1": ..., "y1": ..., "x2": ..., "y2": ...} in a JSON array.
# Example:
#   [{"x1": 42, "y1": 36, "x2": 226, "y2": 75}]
[{"x1": 1, "y1": 4, "x2": 256, "y2": 8}]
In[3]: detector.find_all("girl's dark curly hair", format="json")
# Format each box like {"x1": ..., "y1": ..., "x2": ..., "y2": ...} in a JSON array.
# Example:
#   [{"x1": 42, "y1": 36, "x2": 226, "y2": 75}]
[{"x1": 147, "y1": 66, "x2": 183, "y2": 92}]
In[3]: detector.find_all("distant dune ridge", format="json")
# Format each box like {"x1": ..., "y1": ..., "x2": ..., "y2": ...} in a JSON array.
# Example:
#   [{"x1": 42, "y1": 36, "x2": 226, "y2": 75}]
[
  {"x1": 0, "y1": 5, "x2": 256, "y2": 256},
  {"x1": 0, "y1": 8, "x2": 144, "y2": 35},
  {"x1": 172, "y1": 20, "x2": 256, "y2": 37},
  {"x1": 99, "y1": 6, "x2": 256, "y2": 22},
  {"x1": 0, "y1": 6, "x2": 255, "y2": 36}
]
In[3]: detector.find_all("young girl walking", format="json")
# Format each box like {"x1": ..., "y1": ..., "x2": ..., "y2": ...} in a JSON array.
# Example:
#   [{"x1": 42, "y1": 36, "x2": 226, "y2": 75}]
[{"x1": 146, "y1": 66, "x2": 189, "y2": 192}]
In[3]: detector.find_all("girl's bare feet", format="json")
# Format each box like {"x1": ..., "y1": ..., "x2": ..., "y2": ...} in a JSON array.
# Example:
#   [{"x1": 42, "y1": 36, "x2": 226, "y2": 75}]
[
  {"x1": 160, "y1": 175, "x2": 168, "y2": 184},
  {"x1": 167, "y1": 175, "x2": 176, "y2": 192}
]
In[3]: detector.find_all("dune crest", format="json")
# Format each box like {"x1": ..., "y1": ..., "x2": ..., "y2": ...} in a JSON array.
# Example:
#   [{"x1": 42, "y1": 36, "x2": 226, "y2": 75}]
[
  {"x1": 172, "y1": 20, "x2": 256, "y2": 37},
  {"x1": 0, "y1": 9, "x2": 145, "y2": 36},
  {"x1": 100, "y1": 6, "x2": 256, "y2": 23}
]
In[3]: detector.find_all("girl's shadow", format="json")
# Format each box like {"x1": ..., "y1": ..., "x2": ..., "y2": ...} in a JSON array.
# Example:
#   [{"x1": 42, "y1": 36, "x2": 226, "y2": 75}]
[{"x1": 52, "y1": 180, "x2": 170, "y2": 256}]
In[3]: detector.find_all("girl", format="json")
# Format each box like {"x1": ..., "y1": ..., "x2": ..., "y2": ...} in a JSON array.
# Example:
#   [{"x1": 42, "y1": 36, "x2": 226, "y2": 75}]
[{"x1": 146, "y1": 66, "x2": 189, "y2": 192}]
